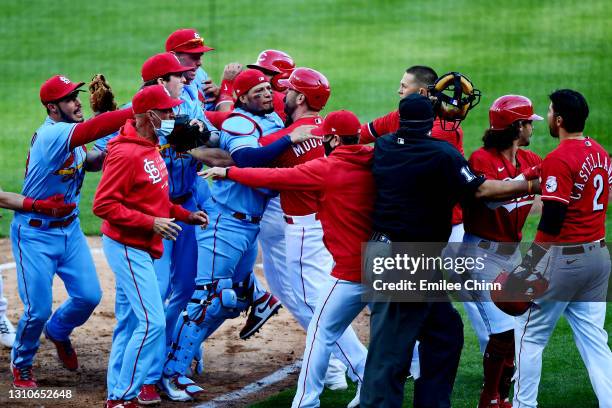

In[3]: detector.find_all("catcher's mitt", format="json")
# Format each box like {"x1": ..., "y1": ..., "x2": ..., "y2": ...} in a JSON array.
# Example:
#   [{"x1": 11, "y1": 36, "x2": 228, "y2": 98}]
[
  {"x1": 89, "y1": 74, "x2": 117, "y2": 114},
  {"x1": 166, "y1": 115, "x2": 212, "y2": 153}
]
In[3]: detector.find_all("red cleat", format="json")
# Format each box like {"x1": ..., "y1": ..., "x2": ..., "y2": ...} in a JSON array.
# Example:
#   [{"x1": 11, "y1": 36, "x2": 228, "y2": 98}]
[
  {"x1": 499, "y1": 399, "x2": 512, "y2": 408},
  {"x1": 44, "y1": 326, "x2": 78, "y2": 371},
  {"x1": 11, "y1": 363, "x2": 38, "y2": 388},
  {"x1": 137, "y1": 384, "x2": 161, "y2": 405},
  {"x1": 239, "y1": 292, "x2": 282, "y2": 340},
  {"x1": 105, "y1": 399, "x2": 140, "y2": 408},
  {"x1": 478, "y1": 393, "x2": 501, "y2": 408}
]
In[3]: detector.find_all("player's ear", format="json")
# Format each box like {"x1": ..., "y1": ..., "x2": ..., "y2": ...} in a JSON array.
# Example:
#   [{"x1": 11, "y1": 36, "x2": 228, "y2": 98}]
[
  {"x1": 238, "y1": 94, "x2": 248, "y2": 105},
  {"x1": 46, "y1": 103, "x2": 58, "y2": 115},
  {"x1": 296, "y1": 93, "x2": 306, "y2": 106}
]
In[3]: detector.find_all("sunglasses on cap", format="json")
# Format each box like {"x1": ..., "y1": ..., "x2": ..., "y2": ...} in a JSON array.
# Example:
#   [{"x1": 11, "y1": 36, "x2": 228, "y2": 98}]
[{"x1": 175, "y1": 37, "x2": 204, "y2": 51}]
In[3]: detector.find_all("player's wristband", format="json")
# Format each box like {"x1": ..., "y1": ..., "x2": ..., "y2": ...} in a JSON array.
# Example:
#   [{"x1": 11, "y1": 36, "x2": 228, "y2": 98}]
[{"x1": 22, "y1": 197, "x2": 35, "y2": 212}]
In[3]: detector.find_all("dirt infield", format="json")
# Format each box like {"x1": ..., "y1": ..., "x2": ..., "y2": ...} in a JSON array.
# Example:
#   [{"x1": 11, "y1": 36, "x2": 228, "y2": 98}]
[
  {"x1": 0, "y1": 237, "x2": 371, "y2": 407},
  {"x1": 0, "y1": 238, "x2": 367, "y2": 408}
]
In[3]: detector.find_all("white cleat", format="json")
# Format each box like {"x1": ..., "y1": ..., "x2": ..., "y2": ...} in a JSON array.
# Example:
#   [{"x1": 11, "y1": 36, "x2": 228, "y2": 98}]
[
  {"x1": 159, "y1": 375, "x2": 192, "y2": 402},
  {"x1": 0, "y1": 315, "x2": 16, "y2": 348},
  {"x1": 325, "y1": 375, "x2": 348, "y2": 391},
  {"x1": 347, "y1": 382, "x2": 361, "y2": 408}
]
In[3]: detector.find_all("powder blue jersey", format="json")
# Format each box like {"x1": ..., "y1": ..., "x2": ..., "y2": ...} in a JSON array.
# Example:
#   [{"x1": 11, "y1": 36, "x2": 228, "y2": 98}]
[
  {"x1": 18, "y1": 117, "x2": 86, "y2": 220},
  {"x1": 213, "y1": 108, "x2": 283, "y2": 216}
]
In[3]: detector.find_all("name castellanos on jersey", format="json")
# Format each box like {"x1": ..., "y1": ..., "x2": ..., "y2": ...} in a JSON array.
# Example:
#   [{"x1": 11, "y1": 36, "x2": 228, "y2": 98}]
[{"x1": 574, "y1": 151, "x2": 612, "y2": 200}]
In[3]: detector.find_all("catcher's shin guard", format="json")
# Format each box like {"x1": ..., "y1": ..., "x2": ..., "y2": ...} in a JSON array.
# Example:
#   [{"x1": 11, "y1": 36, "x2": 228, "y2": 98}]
[{"x1": 164, "y1": 279, "x2": 247, "y2": 376}]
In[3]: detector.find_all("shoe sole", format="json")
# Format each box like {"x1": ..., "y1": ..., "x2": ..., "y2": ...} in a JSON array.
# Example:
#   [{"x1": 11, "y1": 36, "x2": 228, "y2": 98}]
[
  {"x1": 240, "y1": 303, "x2": 282, "y2": 340},
  {"x1": 137, "y1": 398, "x2": 162, "y2": 405},
  {"x1": 326, "y1": 383, "x2": 348, "y2": 391}
]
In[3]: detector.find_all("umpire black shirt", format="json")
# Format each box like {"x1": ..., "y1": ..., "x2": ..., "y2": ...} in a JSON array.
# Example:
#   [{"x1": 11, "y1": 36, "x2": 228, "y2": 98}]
[{"x1": 372, "y1": 131, "x2": 485, "y2": 242}]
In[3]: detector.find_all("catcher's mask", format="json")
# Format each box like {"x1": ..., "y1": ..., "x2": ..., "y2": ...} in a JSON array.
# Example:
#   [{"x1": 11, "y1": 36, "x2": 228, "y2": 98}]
[
  {"x1": 428, "y1": 72, "x2": 481, "y2": 130},
  {"x1": 490, "y1": 271, "x2": 549, "y2": 316}
]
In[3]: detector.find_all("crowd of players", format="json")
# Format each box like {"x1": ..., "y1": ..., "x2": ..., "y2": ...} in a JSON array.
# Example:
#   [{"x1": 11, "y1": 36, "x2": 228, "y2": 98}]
[{"x1": 0, "y1": 26, "x2": 610, "y2": 408}]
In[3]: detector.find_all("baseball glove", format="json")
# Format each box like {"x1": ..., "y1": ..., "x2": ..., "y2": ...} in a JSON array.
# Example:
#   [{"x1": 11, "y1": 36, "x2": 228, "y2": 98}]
[
  {"x1": 166, "y1": 115, "x2": 212, "y2": 153},
  {"x1": 89, "y1": 74, "x2": 117, "y2": 114}
]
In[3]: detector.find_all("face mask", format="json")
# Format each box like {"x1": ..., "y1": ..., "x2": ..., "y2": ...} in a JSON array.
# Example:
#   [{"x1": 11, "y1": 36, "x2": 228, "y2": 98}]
[
  {"x1": 323, "y1": 139, "x2": 335, "y2": 156},
  {"x1": 151, "y1": 111, "x2": 175, "y2": 138}
]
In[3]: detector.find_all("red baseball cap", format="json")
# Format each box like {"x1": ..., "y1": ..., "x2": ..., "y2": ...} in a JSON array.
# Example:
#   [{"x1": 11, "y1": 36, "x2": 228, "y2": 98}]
[
  {"x1": 312, "y1": 110, "x2": 361, "y2": 137},
  {"x1": 142, "y1": 52, "x2": 195, "y2": 82},
  {"x1": 132, "y1": 85, "x2": 183, "y2": 114},
  {"x1": 234, "y1": 69, "x2": 268, "y2": 97},
  {"x1": 40, "y1": 75, "x2": 85, "y2": 105},
  {"x1": 165, "y1": 29, "x2": 214, "y2": 54}
]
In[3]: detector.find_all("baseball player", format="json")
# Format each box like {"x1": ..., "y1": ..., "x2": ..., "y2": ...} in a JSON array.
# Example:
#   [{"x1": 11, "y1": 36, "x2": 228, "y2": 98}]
[
  {"x1": 0, "y1": 191, "x2": 75, "y2": 348},
  {"x1": 165, "y1": 28, "x2": 218, "y2": 112},
  {"x1": 359, "y1": 65, "x2": 489, "y2": 373},
  {"x1": 93, "y1": 85, "x2": 208, "y2": 408},
  {"x1": 511, "y1": 89, "x2": 612, "y2": 408},
  {"x1": 202, "y1": 109, "x2": 371, "y2": 408},
  {"x1": 9, "y1": 75, "x2": 133, "y2": 389},
  {"x1": 160, "y1": 69, "x2": 315, "y2": 400},
  {"x1": 215, "y1": 50, "x2": 295, "y2": 122},
  {"x1": 461, "y1": 95, "x2": 543, "y2": 408}
]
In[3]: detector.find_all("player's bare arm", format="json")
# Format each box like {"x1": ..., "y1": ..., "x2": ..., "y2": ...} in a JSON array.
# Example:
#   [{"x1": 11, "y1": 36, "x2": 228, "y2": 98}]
[
  {"x1": 188, "y1": 146, "x2": 235, "y2": 167},
  {"x1": 84, "y1": 149, "x2": 107, "y2": 172},
  {"x1": 475, "y1": 178, "x2": 540, "y2": 201},
  {"x1": 0, "y1": 192, "x2": 75, "y2": 217}
]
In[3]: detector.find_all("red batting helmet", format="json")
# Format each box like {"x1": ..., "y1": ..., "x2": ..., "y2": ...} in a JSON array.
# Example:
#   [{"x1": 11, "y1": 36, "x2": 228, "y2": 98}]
[
  {"x1": 278, "y1": 67, "x2": 330, "y2": 111},
  {"x1": 490, "y1": 271, "x2": 549, "y2": 316},
  {"x1": 489, "y1": 95, "x2": 543, "y2": 130},
  {"x1": 247, "y1": 50, "x2": 295, "y2": 76}
]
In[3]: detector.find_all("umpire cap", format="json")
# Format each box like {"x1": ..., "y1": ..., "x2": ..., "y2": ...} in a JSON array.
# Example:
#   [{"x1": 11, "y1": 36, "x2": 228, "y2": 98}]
[{"x1": 398, "y1": 94, "x2": 435, "y2": 133}]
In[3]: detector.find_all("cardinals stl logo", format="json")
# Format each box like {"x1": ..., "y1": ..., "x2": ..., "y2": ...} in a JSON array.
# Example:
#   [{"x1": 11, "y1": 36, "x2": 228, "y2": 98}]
[{"x1": 144, "y1": 158, "x2": 162, "y2": 184}]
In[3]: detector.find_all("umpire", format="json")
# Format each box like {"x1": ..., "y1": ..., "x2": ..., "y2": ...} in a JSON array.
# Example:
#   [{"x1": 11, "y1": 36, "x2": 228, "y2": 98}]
[{"x1": 361, "y1": 94, "x2": 485, "y2": 408}]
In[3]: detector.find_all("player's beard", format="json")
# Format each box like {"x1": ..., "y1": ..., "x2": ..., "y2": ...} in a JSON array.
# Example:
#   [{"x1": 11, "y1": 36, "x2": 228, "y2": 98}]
[
  {"x1": 548, "y1": 124, "x2": 559, "y2": 138},
  {"x1": 59, "y1": 106, "x2": 83, "y2": 124}
]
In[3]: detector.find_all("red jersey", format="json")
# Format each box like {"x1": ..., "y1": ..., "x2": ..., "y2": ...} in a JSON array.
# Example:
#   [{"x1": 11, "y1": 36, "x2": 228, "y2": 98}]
[
  {"x1": 535, "y1": 137, "x2": 610, "y2": 243},
  {"x1": 464, "y1": 147, "x2": 542, "y2": 242},
  {"x1": 93, "y1": 120, "x2": 191, "y2": 259},
  {"x1": 360, "y1": 109, "x2": 464, "y2": 224},
  {"x1": 259, "y1": 116, "x2": 324, "y2": 216},
  {"x1": 228, "y1": 145, "x2": 375, "y2": 283}
]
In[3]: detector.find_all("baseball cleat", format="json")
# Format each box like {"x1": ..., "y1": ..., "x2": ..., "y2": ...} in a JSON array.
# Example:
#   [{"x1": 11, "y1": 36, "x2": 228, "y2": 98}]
[
  {"x1": 477, "y1": 393, "x2": 501, "y2": 408},
  {"x1": 239, "y1": 292, "x2": 282, "y2": 340},
  {"x1": 499, "y1": 399, "x2": 512, "y2": 408},
  {"x1": 160, "y1": 374, "x2": 204, "y2": 401},
  {"x1": 105, "y1": 400, "x2": 124, "y2": 408},
  {"x1": 0, "y1": 314, "x2": 16, "y2": 348},
  {"x1": 347, "y1": 382, "x2": 361, "y2": 408},
  {"x1": 11, "y1": 363, "x2": 38, "y2": 388},
  {"x1": 43, "y1": 325, "x2": 78, "y2": 371},
  {"x1": 137, "y1": 384, "x2": 161, "y2": 405},
  {"x1": 325, "y1": 376, "x2": 348, "y2": 391}
]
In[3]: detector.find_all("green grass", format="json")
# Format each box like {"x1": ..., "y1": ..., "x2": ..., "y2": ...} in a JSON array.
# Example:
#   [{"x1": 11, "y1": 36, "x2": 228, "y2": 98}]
[
  {"x1": 0, "y1": 2, "x2": 609, "y2": 406},
  {"x1": 0, "y1": 0, "x2": 610, "y2": 235},
  {"x1": 252, "y1": 303, "x2": 612, "y2": 408}
]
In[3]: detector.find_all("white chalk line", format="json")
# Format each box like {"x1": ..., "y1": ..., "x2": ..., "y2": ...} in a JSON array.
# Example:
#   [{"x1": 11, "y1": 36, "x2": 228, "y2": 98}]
[
  {"x1": 0, "y1": 247, "x2": 104, "y2": 272},
  {"x1": 193, "y1": 360, "x2": 301, "y2": 408},
  {"x1": 1, "y1": 248, "x2": 294, "y2": 407}
]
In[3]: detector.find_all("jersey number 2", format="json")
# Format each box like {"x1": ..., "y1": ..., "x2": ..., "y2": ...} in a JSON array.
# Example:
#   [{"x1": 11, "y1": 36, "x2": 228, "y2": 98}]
[{"x1": 593, "y1": 174, "x2": 604, "y2": 211}]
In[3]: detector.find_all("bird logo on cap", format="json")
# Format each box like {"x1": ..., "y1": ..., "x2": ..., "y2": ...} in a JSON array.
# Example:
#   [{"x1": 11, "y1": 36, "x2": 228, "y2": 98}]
[{"x1": 59, "y1": 76, "x2": 71, "y2": 84}]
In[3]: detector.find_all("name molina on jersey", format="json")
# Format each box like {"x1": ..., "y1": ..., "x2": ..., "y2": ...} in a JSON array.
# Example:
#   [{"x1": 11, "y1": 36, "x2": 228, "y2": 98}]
[{"x1": 291, "y1": 138, "x2": 323, "y2": 157}]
